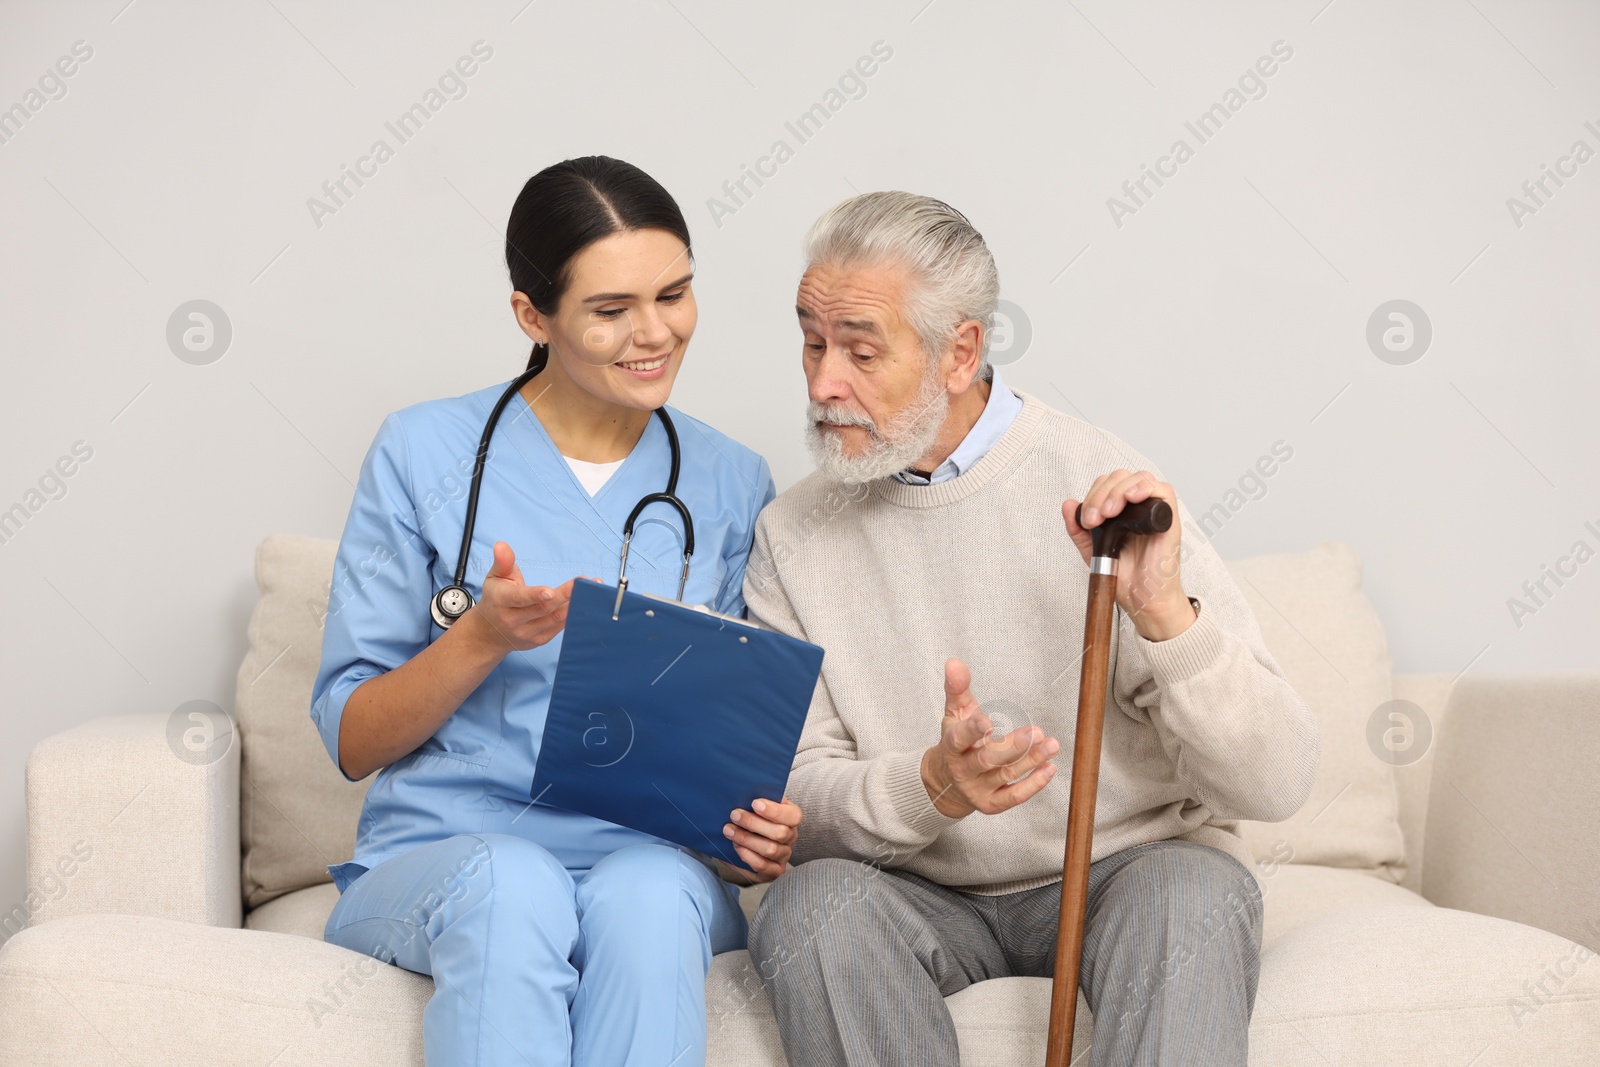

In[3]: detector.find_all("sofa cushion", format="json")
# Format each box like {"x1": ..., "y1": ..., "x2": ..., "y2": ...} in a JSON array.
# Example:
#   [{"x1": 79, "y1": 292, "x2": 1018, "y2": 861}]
[
  {"x1": 1244, "y1": 872, "x2": 1600, "y2": 1064},
  {"x1": 705, "y1": 864, "x2": 1600, "y2": 1066},
  {"x1": 245, "y1": 881, "x2": 343, "y2": 940},
  {"x1": 0, "y1": 913, "x2": 429, "y2": 1064},
  {"x1": 0, "y1": 911, "x2": 1081, "y2": 1067},
  {"x1": 235, "y1": 535, "x2": 368, "y2": 909},
  {"x1": 221, "y1": 865, "x2": 1600, "y2": 1065},
  {"x1": 1257, "y1": 860, "x2": 1430, "y2": 933},
  {"x1": 1226, "y1": 541, "x2": 1407, "y2": 881}
]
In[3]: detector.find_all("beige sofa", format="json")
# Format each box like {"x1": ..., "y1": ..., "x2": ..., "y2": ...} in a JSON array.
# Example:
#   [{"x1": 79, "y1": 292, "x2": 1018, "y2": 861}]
[{"x1": 3, "y1": 534, "x2": 1598, "y2": 1065}]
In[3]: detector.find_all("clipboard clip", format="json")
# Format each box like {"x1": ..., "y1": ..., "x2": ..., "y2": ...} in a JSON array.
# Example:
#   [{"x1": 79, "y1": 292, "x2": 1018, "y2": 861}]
[{"x1": 613, "y1": 531, "x2": 692, "y2": 620}]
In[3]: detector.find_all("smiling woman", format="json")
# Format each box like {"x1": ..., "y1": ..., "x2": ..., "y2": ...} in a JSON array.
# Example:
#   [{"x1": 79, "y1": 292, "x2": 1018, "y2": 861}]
[
  {"x1": 501, "y1": 161, "x2": 701, "y2": 460},
  {"x1": 309, "y1": 154, "x2": 792, "y2": 1067}
]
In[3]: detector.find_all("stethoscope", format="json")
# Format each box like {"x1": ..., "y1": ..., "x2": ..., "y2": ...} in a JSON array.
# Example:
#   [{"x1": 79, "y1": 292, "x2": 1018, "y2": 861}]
[{"x1": 430, "y1": 365, "x2": 695, "y2": 629}]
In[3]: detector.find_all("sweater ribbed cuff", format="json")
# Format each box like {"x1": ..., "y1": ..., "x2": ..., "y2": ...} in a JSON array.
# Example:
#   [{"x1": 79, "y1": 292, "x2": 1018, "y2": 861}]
[
  {"x1": 885, "y1": 749, "x2": 962, "y2": 842},
  {"x1": 1135, "y1": 596, "x2": 1227, "y2": 682}
]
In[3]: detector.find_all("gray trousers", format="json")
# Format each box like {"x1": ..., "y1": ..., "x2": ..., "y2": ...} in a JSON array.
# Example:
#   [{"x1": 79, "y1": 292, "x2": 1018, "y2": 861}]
[{"x1": 747, "y1": 839, "x2": 1263, "y2": 1067}]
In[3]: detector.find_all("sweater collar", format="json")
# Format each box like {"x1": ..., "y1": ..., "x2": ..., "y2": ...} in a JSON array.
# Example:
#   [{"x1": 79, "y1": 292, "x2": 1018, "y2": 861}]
[{"x1": 891, "y1": 365, "x2": 1024, "y2": 486}]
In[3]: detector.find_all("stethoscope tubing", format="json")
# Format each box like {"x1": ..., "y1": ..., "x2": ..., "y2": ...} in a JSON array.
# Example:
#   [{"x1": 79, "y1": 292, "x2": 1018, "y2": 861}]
[
  {"x1": 431, "y1": 369, "x2": 694, "y2": 629},
  {"x1": 452, "y1": 365, "x2": 544, "y2": 590}
]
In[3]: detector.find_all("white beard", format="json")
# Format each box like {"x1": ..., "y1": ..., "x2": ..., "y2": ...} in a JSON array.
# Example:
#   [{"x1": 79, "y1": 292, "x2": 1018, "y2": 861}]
[{"x1": 804, "y1": 363, "x2": 950, "y2": 485}]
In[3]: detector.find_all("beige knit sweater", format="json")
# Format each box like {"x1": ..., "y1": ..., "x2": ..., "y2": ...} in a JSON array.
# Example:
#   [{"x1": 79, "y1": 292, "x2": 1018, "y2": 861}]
[{"x1": 742, "y1": 390, "x2": 1321, "y2": 896}]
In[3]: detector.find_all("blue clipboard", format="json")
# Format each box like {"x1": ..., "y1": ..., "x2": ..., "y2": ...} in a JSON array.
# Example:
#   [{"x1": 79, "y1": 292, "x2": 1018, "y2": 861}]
[{"x1": 530, "y1": 577, "x2": 824, "y2": 870}]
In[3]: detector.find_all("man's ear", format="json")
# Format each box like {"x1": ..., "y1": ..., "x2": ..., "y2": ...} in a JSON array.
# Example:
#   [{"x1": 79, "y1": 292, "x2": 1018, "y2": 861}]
[{"x1": 945, "y1": 318, "x2": 987, "y2": 393}]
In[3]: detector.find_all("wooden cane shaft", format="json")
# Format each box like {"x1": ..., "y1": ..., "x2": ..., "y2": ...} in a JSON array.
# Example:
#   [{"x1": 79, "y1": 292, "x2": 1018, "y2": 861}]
[{"x1": 1044, "y1": 567, "x2": 1118, "y2": 1066}]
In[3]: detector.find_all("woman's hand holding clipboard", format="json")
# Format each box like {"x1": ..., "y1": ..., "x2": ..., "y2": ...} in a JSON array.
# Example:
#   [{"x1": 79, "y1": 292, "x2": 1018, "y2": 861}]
[{"x1": 721, "y1": 796, "x2": 803, "y2": 882}]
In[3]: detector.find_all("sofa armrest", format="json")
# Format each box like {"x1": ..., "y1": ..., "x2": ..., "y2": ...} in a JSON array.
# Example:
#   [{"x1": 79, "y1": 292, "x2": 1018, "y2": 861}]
[
  {"x1": 22, "y1": 713, "x2": 241, "y2": 931},
  {"x1": 1421, "y1": 673, "x2": 1600, "y2": 951}
]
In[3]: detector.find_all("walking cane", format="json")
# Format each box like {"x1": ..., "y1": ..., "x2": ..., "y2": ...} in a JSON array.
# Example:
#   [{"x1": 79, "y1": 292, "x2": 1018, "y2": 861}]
[{"x1": 1044, "y1": 497, "x2": 1173, "y2": 1067}]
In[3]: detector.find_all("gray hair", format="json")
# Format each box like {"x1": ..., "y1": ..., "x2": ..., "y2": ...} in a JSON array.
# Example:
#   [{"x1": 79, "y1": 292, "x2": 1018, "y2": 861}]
[{"x1": 802, "y1": 191, "x2": 1000, "y2": 368}]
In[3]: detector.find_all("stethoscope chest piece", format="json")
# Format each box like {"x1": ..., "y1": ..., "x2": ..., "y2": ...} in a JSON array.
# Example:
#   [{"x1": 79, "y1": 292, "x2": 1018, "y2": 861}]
[{"x1": 432, "y1": 585, "x2": 475, "y2": 629}]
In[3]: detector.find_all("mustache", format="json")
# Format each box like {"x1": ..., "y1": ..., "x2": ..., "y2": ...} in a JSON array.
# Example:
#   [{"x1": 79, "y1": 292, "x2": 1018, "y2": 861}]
[{"x1": 807, "y1": 402, "x2": 877, "y2": 433}]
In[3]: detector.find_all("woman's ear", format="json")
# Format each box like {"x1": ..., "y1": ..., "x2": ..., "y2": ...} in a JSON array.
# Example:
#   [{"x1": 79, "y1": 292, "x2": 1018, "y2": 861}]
[{"x1": 510, "y1": 290, "x2": 550, "y2": 345}]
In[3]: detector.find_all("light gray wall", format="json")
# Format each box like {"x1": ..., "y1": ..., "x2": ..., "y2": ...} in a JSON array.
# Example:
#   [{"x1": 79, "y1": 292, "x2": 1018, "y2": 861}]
[{"x1": 2, "y1": 1, "x2": 1595, "y2": 914}]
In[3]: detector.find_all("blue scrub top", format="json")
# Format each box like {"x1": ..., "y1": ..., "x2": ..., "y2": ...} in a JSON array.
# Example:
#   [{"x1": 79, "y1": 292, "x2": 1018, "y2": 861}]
[{"x1": 310, "y1": 378, "x2": 776, "y2": 891}]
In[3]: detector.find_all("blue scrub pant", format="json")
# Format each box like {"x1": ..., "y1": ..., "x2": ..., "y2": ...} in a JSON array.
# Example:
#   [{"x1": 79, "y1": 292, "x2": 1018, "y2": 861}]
[{"x1": 322, "y1": 833, "x2": 748, "y2": 1066}]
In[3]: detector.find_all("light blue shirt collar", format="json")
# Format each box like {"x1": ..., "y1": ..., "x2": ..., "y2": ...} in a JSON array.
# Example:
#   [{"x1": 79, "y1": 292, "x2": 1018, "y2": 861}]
[{"x1": 894, "y1": 364, "x2": 1023, "y2": 486}]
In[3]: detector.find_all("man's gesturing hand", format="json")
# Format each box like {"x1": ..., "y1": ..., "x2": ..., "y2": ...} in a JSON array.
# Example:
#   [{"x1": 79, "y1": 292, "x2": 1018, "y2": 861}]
[
  {"x1": 461, "y1": 541, "x2": 577, "y2": 655},
  {"x1": 919, "y1": 658, "x2": 1060, "y2": 819}
]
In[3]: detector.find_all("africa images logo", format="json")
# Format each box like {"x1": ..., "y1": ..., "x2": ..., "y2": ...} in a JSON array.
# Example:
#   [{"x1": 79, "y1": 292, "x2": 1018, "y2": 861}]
[{"x1": 1105, "y1": 40, "x2": 1295, "y2": 229}]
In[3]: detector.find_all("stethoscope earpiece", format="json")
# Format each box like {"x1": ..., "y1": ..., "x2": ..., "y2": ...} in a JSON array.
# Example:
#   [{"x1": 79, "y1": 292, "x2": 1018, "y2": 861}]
[
  {"x1": 428, "y1": 369, "x2": 695, "y2": 630},
  {"x1": 432, "y1": 585, "x2": 475, "y2": 629}
]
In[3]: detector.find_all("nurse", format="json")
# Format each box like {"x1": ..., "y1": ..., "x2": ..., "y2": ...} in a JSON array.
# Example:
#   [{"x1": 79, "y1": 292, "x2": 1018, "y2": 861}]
[{"x1": 311, "y1": 155, "x2": 800, "y2": 1067}]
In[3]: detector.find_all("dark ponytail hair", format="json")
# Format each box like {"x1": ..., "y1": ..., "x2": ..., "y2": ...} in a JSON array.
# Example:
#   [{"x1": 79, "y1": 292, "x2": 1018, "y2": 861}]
[{"x1": 505, "y1": 156, "x2": 693, "y2": 373}]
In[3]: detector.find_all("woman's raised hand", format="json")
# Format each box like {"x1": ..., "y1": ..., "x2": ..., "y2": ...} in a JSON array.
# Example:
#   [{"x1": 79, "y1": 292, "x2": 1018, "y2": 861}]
[{"x1": 463, "y1": 541, "x2": 577, "y2": 654}]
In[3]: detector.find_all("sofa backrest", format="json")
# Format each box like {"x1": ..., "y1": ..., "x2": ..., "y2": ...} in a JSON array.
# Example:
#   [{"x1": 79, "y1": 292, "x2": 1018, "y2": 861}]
[{"x1": 232, "y1": 534, "x2": 1407, "y2": 911}]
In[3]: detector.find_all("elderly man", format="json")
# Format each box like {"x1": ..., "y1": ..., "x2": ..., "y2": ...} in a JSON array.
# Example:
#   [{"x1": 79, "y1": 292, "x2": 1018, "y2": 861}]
[{"x1": 735, "y1": 192, "x2": 1321, "y2": 1067}]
